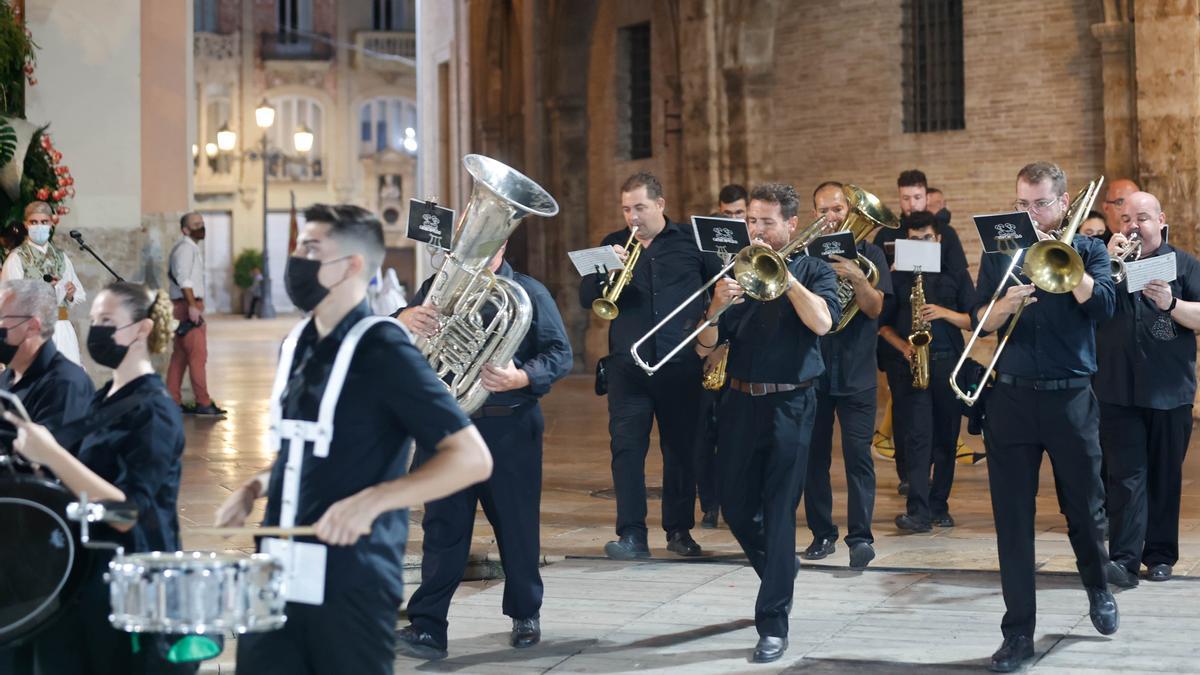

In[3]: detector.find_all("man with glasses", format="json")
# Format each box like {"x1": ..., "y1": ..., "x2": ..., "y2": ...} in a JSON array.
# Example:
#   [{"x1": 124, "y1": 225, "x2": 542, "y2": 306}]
[
  {"x1": 975, "y1": 161, "x2": 1118, "y2": 672},
  {"x1": 0, "y1": 279, "x2": 93, "y2": 434},
  {"x1": 1100, "y1": 179, "x2": 1140, "y2": 245},
  {"x1": 1095, "y1": 192, "x2": 1200, "y2": 587}
]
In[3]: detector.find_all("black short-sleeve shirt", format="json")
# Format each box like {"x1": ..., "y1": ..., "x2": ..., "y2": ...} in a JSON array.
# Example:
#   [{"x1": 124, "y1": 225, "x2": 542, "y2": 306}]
[
  {"x1": 1094, "y1": 243, "x2": 1200, "y2": 409},
  {"x1": 261, "y1": 301, "x2": 472, "y2": 601},
  {"x1": 0, "y1": 340, "x2": 94, "y2": 435},
  {"x1": 818, "y1": 241, "x2": 892, "y2": 396},
  {"x1": 720, "y1": 255, "x2": 841, "y2": 384}
]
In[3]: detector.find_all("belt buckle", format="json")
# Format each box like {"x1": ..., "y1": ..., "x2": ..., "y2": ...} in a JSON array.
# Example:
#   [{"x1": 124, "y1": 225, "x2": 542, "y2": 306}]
[{"x1": 749, "y1": 382, "x2": 768, "y2": 397}]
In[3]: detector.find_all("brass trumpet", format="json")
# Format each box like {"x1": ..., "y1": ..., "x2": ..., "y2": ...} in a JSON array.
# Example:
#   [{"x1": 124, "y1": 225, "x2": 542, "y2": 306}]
[
  {"x1": 1110, "y1": 231, "x2": 1142, "y2": 284},
  {"x1": 592, "y1": 226, "x2": 642, "y2": 320},
  {"x1": 909, "y1": 271, "x2": 931, "y2": 390},
  {"x1": 630, "y1": 216, "x2": 829, "y2": 376},
  {"x1": 949, "y1": 177, "x2": 1104, "y2": 406},
  {"x1": 828, "y1": 185, "x2": 899, "y2": 334}
]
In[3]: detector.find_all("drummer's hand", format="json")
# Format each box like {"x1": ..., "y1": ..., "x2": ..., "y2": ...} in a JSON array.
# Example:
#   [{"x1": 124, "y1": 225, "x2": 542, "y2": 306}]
[
  {"x1": 315, "y1": 487, "x2": 382, "y2": 546},
  {"x1": 214, "y1": 478, "x2": 262, "y2": 528},
  {"x1": 2, "y1": 412, "x2": 63, "y2": 467}
]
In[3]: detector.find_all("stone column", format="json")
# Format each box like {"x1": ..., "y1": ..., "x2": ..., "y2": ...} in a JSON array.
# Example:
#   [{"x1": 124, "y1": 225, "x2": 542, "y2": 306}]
[
  {"x1": 1090, "y1": 20, "x2": 1136, "y2": 183},
  {"x1": 1132, "y1": 1, "x2": 1200, "y2": 253}
]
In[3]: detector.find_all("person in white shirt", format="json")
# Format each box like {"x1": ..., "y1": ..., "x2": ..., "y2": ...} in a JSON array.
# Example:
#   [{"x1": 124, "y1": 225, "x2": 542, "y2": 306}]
[
  {"x1": 0, "y1": 201, "x2": 85, "y2": 364},
  {"x1": 167, "y1": 212, "x2": 224, "y2": 416}
]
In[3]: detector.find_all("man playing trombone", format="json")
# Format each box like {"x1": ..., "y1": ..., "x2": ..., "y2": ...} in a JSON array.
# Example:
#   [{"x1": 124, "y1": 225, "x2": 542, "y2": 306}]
[
  {"x1": 578, "y1": 172, "x2": 724, "y2": 560},
  {"x1": 1095, "y1": 191, "x2": 1200, "y2": 587},
  {"x1": 970, "y1": 162, "x2": 1117, "y2": 672},
  {"x1": 694, "y1": 183, "x2": 840, "y2": 663}
]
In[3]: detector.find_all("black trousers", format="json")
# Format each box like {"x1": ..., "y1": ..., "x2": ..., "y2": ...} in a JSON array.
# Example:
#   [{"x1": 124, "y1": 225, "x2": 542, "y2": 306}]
[
  {"x1": 1100, "y1": 402, "x2": 1192, "y2": 572},
  {"x1": 983, "y1": 383, "x2": 1107, "y2": 640},
  {"x1": 694, "y1": 387, "x2": 721, "y2": 514},
  {"x1": 237, "y1": 586, "x2": 401, "y2": 675},
  {"x1": 803, "y1": 387, "x2": 876, "y2": 545},
  {"x1": 406, "y1": 405, "x2": 545, "y2": 646},
  {"x1": 885, "y1": 357, "x2": 961, "y2": 522},
  {"x1": 607, "y1": 356, "x2": 701, "y2": 538},
  {"x1": 717, "y1": 386, "x2": 816, "y2": 638}
]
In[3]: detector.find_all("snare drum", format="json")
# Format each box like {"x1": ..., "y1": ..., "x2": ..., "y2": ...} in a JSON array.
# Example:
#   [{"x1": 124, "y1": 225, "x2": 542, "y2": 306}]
[{"x1": 106, "y1": 551, "x2": 286, "y2": 634}]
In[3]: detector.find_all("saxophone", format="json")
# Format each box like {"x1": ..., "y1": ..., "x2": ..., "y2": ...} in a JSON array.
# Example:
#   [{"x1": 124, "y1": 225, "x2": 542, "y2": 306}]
[
  {"x1": 908, "y1": 271, "x2": 932, "y2": 390},
  {"x1": 701, "y1": 342, "x2": 729, "y2": 391}
]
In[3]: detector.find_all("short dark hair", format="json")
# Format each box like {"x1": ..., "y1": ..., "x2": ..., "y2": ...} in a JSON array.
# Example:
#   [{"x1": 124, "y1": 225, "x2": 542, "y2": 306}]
[
  {"x1": 717, "y1": 184, "x2": 747, "y2": 206},
  {"x1": 620, "y1": 172, "x2": 664, "y2": 200},
  {"x1": 1016, "y1": 161, "x2": 1067, "y2": 196},
  {"x1": 897, "y1": 170, "x2": 928, "y2": 190},
  {"x1": 811, "y1": 181, "x2": 844, "y2": 204},
  {"x1": 303, "y1": 204, "x2": 385, "y2": 277},
  {"x1": 926, "y1": 186, "x2": 942, "y2": 196},
  {"x1": 902, "y1": 210, "x2": 938, "y2": 233},
  {"x1": 1085, "y1": 209, "x2": 1104, "y2": 221},
  {"x1": 749, "y1": 183, "x2": 801, "y2": 220},
  {"x1": 179, "y1": 212, "x2": 201, "y2": 230}
]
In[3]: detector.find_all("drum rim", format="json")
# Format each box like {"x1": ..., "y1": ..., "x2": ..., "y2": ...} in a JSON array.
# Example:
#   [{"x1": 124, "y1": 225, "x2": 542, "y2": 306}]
[{"x1": 0, "y1": 496, "x2": 76, "y2": 638}]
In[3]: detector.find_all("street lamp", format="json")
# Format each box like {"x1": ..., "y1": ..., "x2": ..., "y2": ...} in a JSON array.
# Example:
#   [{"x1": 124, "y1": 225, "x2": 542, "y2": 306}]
[
  {"x1": 293, "y1": 125, "x2": 314, "y2": 154},
  {"x1": 255, "y1": 99, "x2": 278, "y2": 319},
  {"x1": 216, "y1": 124, "x2": 237, "y2": 152}
]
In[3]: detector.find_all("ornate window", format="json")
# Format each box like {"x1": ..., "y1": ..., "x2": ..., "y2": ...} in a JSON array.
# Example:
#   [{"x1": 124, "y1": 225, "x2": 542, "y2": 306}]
[
  {"x1": 359, "y1": 97, "x2": 418, "y2": 156},
  {"x1": 267, "y1": 95, "x2": 324, "y2": 181},
  {"x1": 903, "y1": 0, "x2": 965, "y2": 133}
]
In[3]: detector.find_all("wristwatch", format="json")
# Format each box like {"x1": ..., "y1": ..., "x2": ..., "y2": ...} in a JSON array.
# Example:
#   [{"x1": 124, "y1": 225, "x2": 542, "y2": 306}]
[{"x1": 1167, "y1": 297, "x2": 1178, "y2": 312}]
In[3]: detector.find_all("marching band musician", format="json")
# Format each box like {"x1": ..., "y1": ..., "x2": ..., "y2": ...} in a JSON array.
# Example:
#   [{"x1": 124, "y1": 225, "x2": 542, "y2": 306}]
[
  {"x1": 800, "y1": 181, "x2": 890, "y2": 568},
  {"x1": 1, "y1": 282, "x2": 189, "y2": 675},
  {"x1": 214, "y1": 205, "x2": 492, "y2": 675},
  {"x1": 973, "y1": 162, "x2": 1117, "y2": 673},
  {"x1": 394, "y1": 242, "x2": 572, "y2": 660},
  {"x1": 578, "y1": 172, "x2": 723, "y2": 560},
  {"x1": 876, "y1": 212, "x2": 973, "y2": 533},
  {"x1": 0, "y1": 279, "x2": 93, "y2": 433},
  {"x1": 695, "y1": 183, "x2": 840, "y2": 663},
  {"x1": 1095, "y1": 192, "x2": 1200, "y2": 587}
]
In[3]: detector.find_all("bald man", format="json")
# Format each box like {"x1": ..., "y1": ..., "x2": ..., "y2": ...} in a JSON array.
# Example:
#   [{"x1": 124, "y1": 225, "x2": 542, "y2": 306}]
[
  {"x1": 1100, "y1": 179, "x2": 1139, "y2": 244},
  {"x1": 1095, "y1": 192, "x2": 1200, "y2": 587}
]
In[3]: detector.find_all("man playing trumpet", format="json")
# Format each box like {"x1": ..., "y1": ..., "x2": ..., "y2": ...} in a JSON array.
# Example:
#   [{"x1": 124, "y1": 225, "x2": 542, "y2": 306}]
[{"x1": 694, "y1": 183, "x2": 839, "y2": 663}]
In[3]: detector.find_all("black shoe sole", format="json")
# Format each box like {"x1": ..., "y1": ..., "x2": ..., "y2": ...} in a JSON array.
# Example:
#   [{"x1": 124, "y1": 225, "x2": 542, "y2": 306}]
[
  {"x1": 848, "y1": 546, "x2": 875, "y2": 569},
  {"x1": 800, "y1": 547, "x2": 835, "y2": 561},
  {"x1": 604, "y1": 542, "x2": 650, "y2": 560},
  {"x1": 666, "y1": 544, "x2": 703, "y2": 557},
  {"x1": 989, "y1": 655, "x2": 1033, "y2": 673},
  {"x1": 511, "y1": 635, "x2": 540, "y2": 649},
  {"x1": 395, "y1": 639, "x2": 448, "y2": 661},
  {"x1": 752, "y1": 644, "x2": 788, "y2": 663}
]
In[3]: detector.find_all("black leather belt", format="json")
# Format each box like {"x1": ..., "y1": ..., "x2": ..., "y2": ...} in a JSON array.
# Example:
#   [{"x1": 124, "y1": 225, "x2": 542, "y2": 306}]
[
  {"x1": 728, "y1": 378, "x2": 815, "y2": 397},
  {"x1": 471, "y1": 404, "x2": 524, "y2": 419},
  {"x1": 996, "y1": 374, "x2": 1090, "y2": 391}
]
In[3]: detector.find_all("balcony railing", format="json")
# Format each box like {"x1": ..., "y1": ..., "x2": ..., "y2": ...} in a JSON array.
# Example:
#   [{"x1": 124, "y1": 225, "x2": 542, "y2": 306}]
[
  {"x1": 354, "y1": 31, "x2": 416, "y2": 70},
  {"x1": 260, "y1": 32, "x2": 334, "y2": 61},
  {"x1": 266, "y1": 154, "x2": 324, "y2": 182},
  {"x1": 194, "y1": 32, "x2": 239, "y2": 62}
]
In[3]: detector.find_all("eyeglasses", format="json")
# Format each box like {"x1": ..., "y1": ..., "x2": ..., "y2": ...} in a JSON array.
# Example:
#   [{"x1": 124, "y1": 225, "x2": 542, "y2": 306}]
[
  {"x1": 1105, "y1": 198, "x2": 1126, "y2": 208},
  {"x1": 1013, "y1": 198, "x2": 1060, "y2": 213}
]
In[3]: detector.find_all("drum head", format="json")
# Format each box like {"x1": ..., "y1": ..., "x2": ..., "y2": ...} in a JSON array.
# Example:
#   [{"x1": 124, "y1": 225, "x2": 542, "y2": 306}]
[{"x1": 0, "y1": 473, "x2": 96, "y2": 647}]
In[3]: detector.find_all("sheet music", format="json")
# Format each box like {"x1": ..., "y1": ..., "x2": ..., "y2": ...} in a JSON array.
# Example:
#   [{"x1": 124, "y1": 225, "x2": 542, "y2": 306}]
[
  {"x1": 568, "y1": 246, "x2": 625, "y2": 277},
  {"x1": 894, "y1": 240, "x2": 941, "y2": 273},
  {"x1": 1124, "y1": 252, "x2": 1176, "y2": 293}
]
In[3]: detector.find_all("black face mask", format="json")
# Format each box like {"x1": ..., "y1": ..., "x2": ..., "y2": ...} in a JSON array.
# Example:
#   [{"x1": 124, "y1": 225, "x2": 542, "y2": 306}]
[
  {"x1": 190, "y1": 227, "x2": 206, "y2": 241},
  {"x1": 284, "y1": 256, "x2": 349, "y2": 313},
  {"x1": 87, "y1": 324, "x2": 132, "y2": 369},
  {"x1": 0, "y1": 327, "x2": 17, "y2": 365}
]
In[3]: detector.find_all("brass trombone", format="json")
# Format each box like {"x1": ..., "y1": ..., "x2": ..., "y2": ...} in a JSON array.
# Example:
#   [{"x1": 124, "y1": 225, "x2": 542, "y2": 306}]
[
  {"x1": 630, "y1": 216, "x2": 829, "y2": 376},
  {"x1": 592, "y1": 226, "x2": 642, "y2": 320},
  {"x1": 949, "y1": 177, "x2": 1105, "y2": 406}
]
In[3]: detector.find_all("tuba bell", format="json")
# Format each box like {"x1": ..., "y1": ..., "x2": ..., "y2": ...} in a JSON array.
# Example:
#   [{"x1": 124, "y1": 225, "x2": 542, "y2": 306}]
[
  {"x1": 827, "y1": 185, "x2": 899, "y2": 334},
  {"x1": 417, "y1": 154, "x2": 559, "y2": 414}
]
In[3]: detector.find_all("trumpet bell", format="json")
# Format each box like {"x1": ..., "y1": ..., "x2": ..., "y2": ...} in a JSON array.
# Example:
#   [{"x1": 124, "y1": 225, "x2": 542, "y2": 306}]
[
  {"x1": 1024, "y1": 239, "x2": 1084, "y2": 294},
  {"x1": 733, "y1": 244, "x2": 790, "y2": 301},
  {"x1": 592, "y1": 298, "x2": 619, "y2": 320}
]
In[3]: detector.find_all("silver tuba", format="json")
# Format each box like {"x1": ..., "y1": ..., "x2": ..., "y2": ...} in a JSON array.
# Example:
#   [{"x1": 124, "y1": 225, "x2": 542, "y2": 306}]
[{"x1": 417, "y1": 154, "x2": 559, "y2": 414}]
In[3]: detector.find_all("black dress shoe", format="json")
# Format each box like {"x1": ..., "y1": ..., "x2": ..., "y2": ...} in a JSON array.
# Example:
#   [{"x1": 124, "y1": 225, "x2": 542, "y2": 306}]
[
  {"x1": 988, "y1": 635, "x2": 1034, "y2": 672},
  {"x1": 604, "y1": 534, "x2": 650, "y2": 560},
  {"x1": 1147, "y1": 563, "x2": 1173, "y2": 582},
  {"x1": 800, "y1": 537, "x2": 836, "y2": 560},
  {"x1": 894, "y1": 513, "x2": 931, "y2": 533},
  {"x1": 395, "y1": 625, "x2": 448, "y2": 661},
  {"x1": 700, "y1": 509, "x2": 719, "y2": 529},
  {"x1": 511, "y1": 616, "x2": 540, "y2": 648},
  {"x1": 1086, "y1": 587, "x2": 1119, "y2": 635},
  {"x1": 666, "y1": 530, "x2": 702, "y2": 557},
  {"x1": 897, "y1": 481, "x2": 909, "y2": 496},
  {"x1": 751, "y1": 636, "x2": 788, "y2": 663},
  {"x1": 1106, "y1": 560, "x2": 1139, "y2": 589},
  {"x1": 932, "y1": 512, "x2": 955, "y2": 528},
  {"x1": 848, "y1": 542, "x2": 875, "y2": 569}
]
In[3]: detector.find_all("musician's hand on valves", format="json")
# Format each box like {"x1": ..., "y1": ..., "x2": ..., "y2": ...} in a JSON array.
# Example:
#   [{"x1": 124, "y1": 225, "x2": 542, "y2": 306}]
[
  {"x1": 1107, "y1": 232, "x2": 1129, "y2": 256},
  {"x1": 315, "y1": 486, "x2": 382, "y2": 546},
  {"x1": 481, "y1": 360, "x2": 530, "y2": 393},
  {"x1": 999, "y1": 283, "x2": 1037, "y2": 314},
  {"x1": 919, "y1": 303, "x2": 950, "y2": 322},
  {"x1": 1143, "y1": 279, "x2": 1174, "y2": 311},
  {"x1": 703, "y1": 342, "x2": 729, "y2": 374},
  {"x1": 398, "y1": 305, "x2": 440, "y2": 338},
  {"x1": 829, "y1": 254, "x2": 866, "y2": 284},
  {"x1": 610, "y1": 245, "x2": 629, "y2": 264}
]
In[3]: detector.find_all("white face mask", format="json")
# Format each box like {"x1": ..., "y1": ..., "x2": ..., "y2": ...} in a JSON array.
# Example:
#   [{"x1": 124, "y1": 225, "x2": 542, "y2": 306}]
[{"x1": 28, "y1": 225, "x2": 51, "y2": 246}]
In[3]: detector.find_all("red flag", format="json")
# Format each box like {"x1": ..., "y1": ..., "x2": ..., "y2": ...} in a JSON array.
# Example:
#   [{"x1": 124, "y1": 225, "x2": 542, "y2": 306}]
[{"x1": 287, "y1": 190, "x2": 299, "y2": 254}]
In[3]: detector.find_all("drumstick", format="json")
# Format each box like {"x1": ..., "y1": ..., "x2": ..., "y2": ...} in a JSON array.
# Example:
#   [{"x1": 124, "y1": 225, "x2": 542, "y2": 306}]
[{"x1": 191, "y1": 526, "x2": 317, "y2": 538}]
